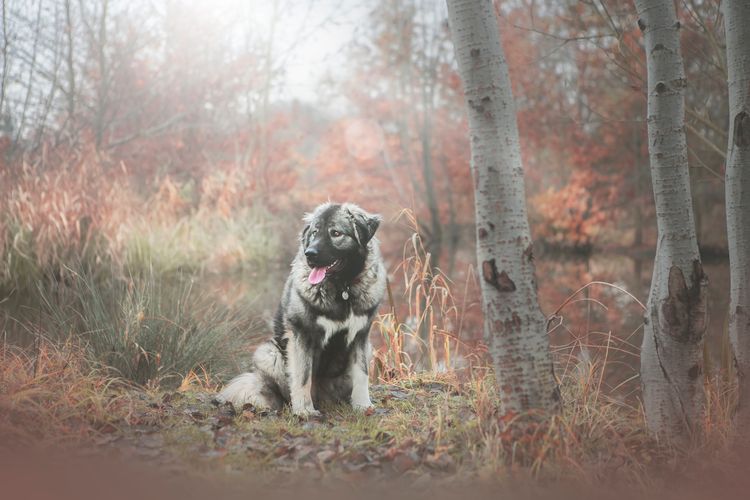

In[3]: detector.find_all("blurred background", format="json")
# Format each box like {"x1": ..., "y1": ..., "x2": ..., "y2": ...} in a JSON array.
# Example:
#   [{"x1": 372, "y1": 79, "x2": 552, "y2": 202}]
[{"x1": 0, "y1": 0, "x2": 731, "y2": 398}]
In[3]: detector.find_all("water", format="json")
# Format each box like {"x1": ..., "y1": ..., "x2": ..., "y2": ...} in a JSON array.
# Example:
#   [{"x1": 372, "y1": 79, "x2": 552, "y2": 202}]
[{"x1": 536, "y1": 253, "x2": 730, "y2": 400}]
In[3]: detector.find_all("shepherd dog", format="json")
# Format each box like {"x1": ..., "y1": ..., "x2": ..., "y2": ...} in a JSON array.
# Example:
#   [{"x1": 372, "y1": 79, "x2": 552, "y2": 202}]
[{"x1": 219, "y1": 202, "x2": 386, "y2": 416}]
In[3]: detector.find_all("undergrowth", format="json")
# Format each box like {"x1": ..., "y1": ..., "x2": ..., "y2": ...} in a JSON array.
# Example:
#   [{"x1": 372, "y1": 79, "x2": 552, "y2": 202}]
[
  {"x1": 0, "y1": 198, "x2": 739, "y2": 486},
  {"x1": 0, "y1": 341, "x2": 134, "y2": 446},
  {"x1": 0, "y1": 153, "x2": 283, "y2": 293},
  {"x1": 35, "y1": 269, "x2": 255, "y2": 387}
]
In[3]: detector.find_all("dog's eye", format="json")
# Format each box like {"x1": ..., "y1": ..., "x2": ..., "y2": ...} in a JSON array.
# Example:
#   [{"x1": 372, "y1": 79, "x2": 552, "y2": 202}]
[{"x1": 330, "y1": 230, "x2": 342, "y2": 238}]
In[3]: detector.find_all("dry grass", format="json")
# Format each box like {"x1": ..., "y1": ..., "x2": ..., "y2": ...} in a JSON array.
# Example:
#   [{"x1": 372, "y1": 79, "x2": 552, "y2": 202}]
[
  {"x1": 0, "y1": 326, "x2": 737, "y2": 488},
  {"x1": 0, "y1": 340, "x2": 135, "y2": 446},
  {"x1": 367, "y1": 220, "x2": 736, "y2": 485},
  {"x1": 0, "y1": 186, "x2": 740, "y2": 486},
  {"x1": 0, "y1": 149, "x2": 283, "y2": 295},
  {"x1": 374, "y1": 210, "x2": 481, "y2": 379},
  {"x1": 0, "y1": 150, "x2": 130, "y2": 292}
]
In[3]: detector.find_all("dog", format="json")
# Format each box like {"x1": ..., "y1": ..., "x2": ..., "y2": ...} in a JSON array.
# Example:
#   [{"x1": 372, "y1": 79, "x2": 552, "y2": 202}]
[{"x1": 219, "y1": 202, "x2": 386, "y2": 416}]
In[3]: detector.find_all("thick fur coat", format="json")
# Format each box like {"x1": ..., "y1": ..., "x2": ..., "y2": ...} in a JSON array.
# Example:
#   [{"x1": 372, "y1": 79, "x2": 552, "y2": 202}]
[{"x1": 219, "y1": 203, "x2": 386, "y2": 416}]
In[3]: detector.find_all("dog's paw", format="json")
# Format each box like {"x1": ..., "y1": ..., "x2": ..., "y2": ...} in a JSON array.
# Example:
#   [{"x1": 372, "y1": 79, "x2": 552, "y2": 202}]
[
  {"x1": 293, "y1": 407, "x2": 321, "y2": 418},
  {"x1": 351, "y1": 400, "x2": 374, "y2": 412}
]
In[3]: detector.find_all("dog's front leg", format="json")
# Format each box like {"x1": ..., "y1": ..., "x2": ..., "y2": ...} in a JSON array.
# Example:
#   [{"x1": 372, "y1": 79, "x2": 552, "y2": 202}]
[
  {"x1": 349, "y1": 339, "x2": 373, "y2": 411},
  {"x1": 285, "y1": 331, "x2": 319, "y2": 417}
]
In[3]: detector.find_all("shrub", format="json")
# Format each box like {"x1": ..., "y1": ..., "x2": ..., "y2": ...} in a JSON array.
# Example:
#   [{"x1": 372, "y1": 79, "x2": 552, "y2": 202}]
[{"x1": 36, "y1": 269, "x2": 257, "y2": 387}]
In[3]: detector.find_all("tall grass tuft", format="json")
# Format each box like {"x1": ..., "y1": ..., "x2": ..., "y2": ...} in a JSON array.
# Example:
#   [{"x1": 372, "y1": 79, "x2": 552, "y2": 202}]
[
  {"x1": 36, "y1": 269, "x2": 253, "y2": 387},
  {"x1": 0, "y1": 152, "x2": 131, "y2": 293},
  {"x1": 373, "y1": 210, "x2": 481, "y2": 379},
  {"x1": 0, "y1": 340, "x2": 133, "y2": 445}
]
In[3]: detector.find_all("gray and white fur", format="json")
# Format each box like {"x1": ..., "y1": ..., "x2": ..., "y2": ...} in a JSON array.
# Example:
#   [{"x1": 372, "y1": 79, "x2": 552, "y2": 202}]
[{"x1": 219, "y1": 202, "x2": 386, "y2": 416}]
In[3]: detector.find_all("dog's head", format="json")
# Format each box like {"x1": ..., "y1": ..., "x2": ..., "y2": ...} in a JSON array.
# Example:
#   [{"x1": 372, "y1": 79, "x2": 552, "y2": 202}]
[{"x1": 300, "y1": 203, "x2": 382, "y2": 285}]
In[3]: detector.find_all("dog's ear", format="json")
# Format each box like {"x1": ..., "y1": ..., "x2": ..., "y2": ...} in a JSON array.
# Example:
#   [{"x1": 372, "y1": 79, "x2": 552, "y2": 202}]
[
  {"x1": 363, "y1": 214, "x2": 382, "y2": 242},
  {"x1": 348, "y1": 209, "x2": 381, "y2": 246}
]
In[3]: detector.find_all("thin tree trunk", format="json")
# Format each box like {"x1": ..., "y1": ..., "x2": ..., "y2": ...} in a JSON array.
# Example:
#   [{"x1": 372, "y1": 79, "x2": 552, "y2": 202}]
[
  {"x1": 635, "y1": 0, "x2": 708, "y2": 440},
  {"x1": 0, "y1": 0, "x2": 9, "y2": 121},
  {"x1": 446, "y1": 0, "x2": 559, "y2": 414},
  {"x1": 64, "y1": 0, "x2": 77, "y2": 128},
  {"x1": 723, "y1": 0, "x2": 750, "y2": 431},
  {"x1": 94, "y1": 0, "x2": 109, "y2": 149},
  {"x1": 14, "y1": 0, "x2": 44, "y2": 147}
]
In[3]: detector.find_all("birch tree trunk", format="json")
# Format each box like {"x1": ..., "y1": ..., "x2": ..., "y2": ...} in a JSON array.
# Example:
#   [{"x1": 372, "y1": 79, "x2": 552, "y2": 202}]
[
  {"x1": 446, "y1": 0, "x2": 559, "y2": 414},
  {"x1": 723, "y1": 0, "x2": 750, "y2": 430},
  {"x1": 635, "y1": 0, "x2": 708, "y2": 440}
]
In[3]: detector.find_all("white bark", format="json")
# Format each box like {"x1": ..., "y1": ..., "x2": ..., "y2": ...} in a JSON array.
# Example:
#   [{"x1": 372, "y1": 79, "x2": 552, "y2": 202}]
[
  {"x1": 635, "y1": 0, "x2": 707, "y2": 440},
  {"x1": 446, "y1": 0, "x2": 559, "y2": 414},
  {"x1": 724, "y1": 0, "x2": 750, "y2": 429}
]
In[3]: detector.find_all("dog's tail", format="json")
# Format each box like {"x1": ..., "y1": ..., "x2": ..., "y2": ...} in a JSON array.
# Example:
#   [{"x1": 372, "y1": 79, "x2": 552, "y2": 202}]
[{"x1": 218, "y1": 372, "x2": 268, "y2": 408}]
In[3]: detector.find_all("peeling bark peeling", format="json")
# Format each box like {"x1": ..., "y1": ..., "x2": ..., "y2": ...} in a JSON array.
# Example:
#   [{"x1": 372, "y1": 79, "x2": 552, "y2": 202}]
[
  {"x1": 723, "y1": 0, "x2": 750, "y2": 432},
  {"x1": 635, "y1": 0, "x2": 707, "y2": 441},
  {"x1": 446, "y1": 0, "x2": 559, "y2": 414}
]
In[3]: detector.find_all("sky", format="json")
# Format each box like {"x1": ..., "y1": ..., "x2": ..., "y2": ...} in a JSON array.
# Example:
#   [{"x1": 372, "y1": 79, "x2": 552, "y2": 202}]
[
  {"x1": 204, "y1": 0, "x2": 449, "y2": 104},
  {"x1": 230, "y1": 0, "x2": 370, "y2": 103}
]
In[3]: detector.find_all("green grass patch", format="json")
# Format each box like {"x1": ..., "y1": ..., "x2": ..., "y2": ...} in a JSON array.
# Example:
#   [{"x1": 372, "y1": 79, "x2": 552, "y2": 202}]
[
  {"x1": 122, "y1": 207, "x2": 282, "y2": 277},
  {"x1": 34, "y1": 269, "x2": 258, "y2": 387}
]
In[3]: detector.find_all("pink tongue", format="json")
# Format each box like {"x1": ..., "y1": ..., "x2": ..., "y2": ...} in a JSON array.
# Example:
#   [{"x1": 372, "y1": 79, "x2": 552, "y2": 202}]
[{"x1": 309, "y1": 267, "x2": 326, "y2": 285}]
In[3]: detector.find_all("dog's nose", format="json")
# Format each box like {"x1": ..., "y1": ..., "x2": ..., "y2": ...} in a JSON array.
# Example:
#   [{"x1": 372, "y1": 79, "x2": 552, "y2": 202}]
[{"x1": 304, "y1": 247, "x2": 319, "y2": 259}]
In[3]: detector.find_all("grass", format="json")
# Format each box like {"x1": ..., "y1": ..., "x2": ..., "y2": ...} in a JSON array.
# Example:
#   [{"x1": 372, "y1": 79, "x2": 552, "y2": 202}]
[
  {"x1": 0, "y1": 311, "x2": 738, "y2": 492},
  {"x1": 89, "y1": 365, "x2": 728, "y2": 490},
  {"x1": 0, "y1": 165, "x2": 741, "y2": 491},
  {"x1": 374, "y1": 210, "x2": 481, "y2": 378},
  {"x1": 121, "y1": 206, "x2": 282, "y2": 277},
  {"x1": 0, "y1": 154, "x2": 283, "y2": 293},
  {"x1": 0, "y1": 340, "x2": 134, "y2": 446},
  {"x1": 1, "y1": 153, "x2": 281, "y2": 388},
  {"x1": 33, "y1": 269, "x2": 257, "y2": 387}
]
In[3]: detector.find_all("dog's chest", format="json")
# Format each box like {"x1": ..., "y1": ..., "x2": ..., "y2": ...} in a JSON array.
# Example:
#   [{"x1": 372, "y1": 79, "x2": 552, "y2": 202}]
[{"x1": 316, "y1": 313, "x2": 369, "y2": 347}]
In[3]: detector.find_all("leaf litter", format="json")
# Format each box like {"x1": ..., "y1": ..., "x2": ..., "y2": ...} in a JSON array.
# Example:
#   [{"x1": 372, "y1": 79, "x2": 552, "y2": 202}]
[{"x1": 91, "y1": 376, "x2": 469, "y2": 484}]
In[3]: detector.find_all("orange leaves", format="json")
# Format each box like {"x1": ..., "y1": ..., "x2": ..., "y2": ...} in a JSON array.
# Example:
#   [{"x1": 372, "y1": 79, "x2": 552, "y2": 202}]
[
  {"x1": 532, "y1": 171, "x2": 620, "y2": 250},
  {"x1": 152, "y1": 177, "x2": 191, "y2": 220}
]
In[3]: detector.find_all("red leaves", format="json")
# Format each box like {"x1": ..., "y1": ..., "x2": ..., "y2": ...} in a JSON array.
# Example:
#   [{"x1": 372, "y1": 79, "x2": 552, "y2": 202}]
[{"x1": 531, "y1": 170, "x2": 621, "y2": 250}]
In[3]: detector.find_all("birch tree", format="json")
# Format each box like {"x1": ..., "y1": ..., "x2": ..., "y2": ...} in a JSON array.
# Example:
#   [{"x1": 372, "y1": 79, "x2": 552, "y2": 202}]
[
  {"x1": 635, "y1": 0, "x2": 708, "y2": 440},
  {"x1": 445, "y1": 0, "x2": 559, "y2": 414},
  {"x1": 723, "y1": 0, "x2": 750, "y2": 429}
]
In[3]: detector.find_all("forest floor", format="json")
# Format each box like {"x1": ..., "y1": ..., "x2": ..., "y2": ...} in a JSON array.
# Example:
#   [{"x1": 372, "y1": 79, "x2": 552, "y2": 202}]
[
  {"x1": 49, "y1": 373, "x2": 732, "y2": 490},
  {"x1": 96, "y1": 377, "x2": 471, "y2": 483},
  {"x1": 2, "y1": 354, "x2": 750, "y2": 500}
]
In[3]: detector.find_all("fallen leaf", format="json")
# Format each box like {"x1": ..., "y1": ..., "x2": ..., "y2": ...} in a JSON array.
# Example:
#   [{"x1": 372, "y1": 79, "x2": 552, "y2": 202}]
[
  {"x1": 317, "y1": 449, "x2": 337, "y2": 463},
  {"x1": 274, "y1": 444, "x2": 296, "y2": 458},
  {"x1": 392, "y1": 451, "x2": 419, "y2": 474}
]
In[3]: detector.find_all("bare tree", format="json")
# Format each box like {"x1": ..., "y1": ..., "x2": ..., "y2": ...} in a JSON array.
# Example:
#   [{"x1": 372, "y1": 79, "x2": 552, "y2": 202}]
[
  {"x1": 13, "y1": 0, "x2": 44, "y2": 147},
  {"x1": 0, "y1": 0, "x2": 9, "y2": 124},
  {"x1": 723, "y1": 0, "x2": 750, "y2": 431},
  {"x1": 62, "y1": 0, "x2": 77, "y2": 131},
  {"x1": 446, "y1": 0, "x2": 559, "y2": 414},
  {"x1": 359, "y1": 0, "x2": 460, "y2": 273},
  {"x1": 635, "y1": 0, "x2": 708, "y2": 440}
]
